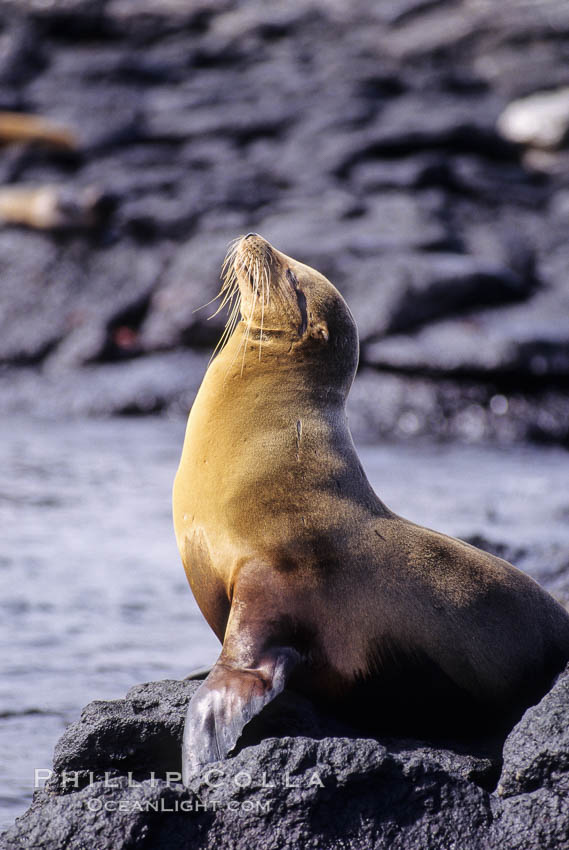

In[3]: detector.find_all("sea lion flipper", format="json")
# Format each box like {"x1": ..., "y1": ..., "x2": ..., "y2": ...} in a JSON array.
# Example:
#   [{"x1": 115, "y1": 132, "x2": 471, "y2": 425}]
[{"x1": 182, "y1": 647, "x2": 299, "y2": 781}]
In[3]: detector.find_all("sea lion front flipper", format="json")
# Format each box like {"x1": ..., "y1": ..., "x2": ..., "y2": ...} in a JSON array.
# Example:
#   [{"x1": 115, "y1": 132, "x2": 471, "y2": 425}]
[{"x1": 182, "y1": 647, "x2": 300, "y2": 781}]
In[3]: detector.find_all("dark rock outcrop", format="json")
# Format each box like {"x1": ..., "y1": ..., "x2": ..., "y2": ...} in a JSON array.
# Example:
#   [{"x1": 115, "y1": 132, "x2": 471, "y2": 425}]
[
  {"x1": 2, "y1": 667, "x2": 568, "y2": 849},
  {"x1": 0, "y1": 0, "x2": 568, "y2": 445}
]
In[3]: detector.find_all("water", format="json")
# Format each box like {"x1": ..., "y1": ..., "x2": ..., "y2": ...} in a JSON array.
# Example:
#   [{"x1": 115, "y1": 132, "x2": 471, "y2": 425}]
[
  {"x1": 0, "y1": 415, "x2": 219, "y2": 830},
  {"x1": 1, "y1": 415, "x2": 568, "y2": 829}
]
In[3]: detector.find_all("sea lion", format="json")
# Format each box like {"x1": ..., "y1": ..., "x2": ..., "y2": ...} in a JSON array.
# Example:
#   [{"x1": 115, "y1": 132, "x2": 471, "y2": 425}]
[
  {"x1": 173, "y1": 233, "x2": 569, "y2": 780},
  {"x1": 0, "y1": 111, "x2": 76, "y2": 149},
  {"x1": 0, "y1": 185, "x2": 110, "y2": 230}
]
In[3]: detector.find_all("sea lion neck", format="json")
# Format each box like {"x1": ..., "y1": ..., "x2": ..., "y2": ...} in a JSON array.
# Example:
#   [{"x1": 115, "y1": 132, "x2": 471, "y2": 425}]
[
  {"x1": 183, "y1": 329, "x2": 385, "y2": 536},
  {"x1": 210, "y1": 323, "x2": 351, "y2": 404}
]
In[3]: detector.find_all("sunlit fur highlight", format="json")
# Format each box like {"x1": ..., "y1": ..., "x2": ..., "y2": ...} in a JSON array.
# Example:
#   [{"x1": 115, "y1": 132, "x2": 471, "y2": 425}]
[{"x1": 208, "y1": 236, "x2": 272, "y2": 373}]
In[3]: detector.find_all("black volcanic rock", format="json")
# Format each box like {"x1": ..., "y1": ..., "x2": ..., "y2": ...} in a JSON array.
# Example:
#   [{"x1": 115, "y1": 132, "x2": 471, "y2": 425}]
[
  {"x1": 498, "y1": 668, "x2": 569, "y2": 798},
  {"x1": 363, "y1": 285, "x2": 569, "y2": 380},
  {"x1": 0, "y1": 0, "x2": 568, "y2": 446},
  {"x1": 491, "y1": 669, "x2": 569, "y2": 850},
  {"x1": 0, "y1": 350, "x2": 210, "y2": 417},
  {"x1": 2, "y1": 667, "x2": 569, "y2": 849},
  {"x1": 0, "y1": 233, "x2": 166, "y2": 367},
  {"x1": 342, "y1": 251, "x2": 538, "y2": 343}
]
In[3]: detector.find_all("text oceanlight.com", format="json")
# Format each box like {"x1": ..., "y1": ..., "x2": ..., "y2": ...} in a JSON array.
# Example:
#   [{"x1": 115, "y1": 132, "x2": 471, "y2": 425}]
[{"x1": 84, "y1": 799, "x2": 274, "y2": 813}]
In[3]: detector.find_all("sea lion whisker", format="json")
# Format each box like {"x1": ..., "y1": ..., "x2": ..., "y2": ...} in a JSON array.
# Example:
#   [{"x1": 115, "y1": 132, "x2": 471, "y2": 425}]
[
  {"x1": 259, "y1": 263, "x2": 266, "y2": 361},
  {"x1": 223, "y1": 254, "x2": 254, "y2": 373},
  {"x1": 220, "y1": 239, "x2": 242, "y2": 283},
  {"x1": 208, "y1": 276, "x2": 236, "y2": 317},
  {"x1": 211, "y1": 237, "x2": 270, "y2": 364},
  {"x1": 263, "y1": 259, "x2": 270, "y2": 304},
  {"x1": 209, "y1": 275, "x2": 242, "y2": 362},
  {"x1": 209, "y1": 282, "x2": 236, "y2": 320},
  {"x1": 215, "y1": 237, "x2": 279, "y2": 366},
  {"x1": 239, "y1": 254, "x2": 259, "y2": 373},
  {"x1": 210, "y1": 304, "x2": 240, "y2": 364},
  {"x1": 254, "y1": 257, "x2": 262, "y2": 299},
  {"x1": 221, "y1": 235, "x2": 242, "y2": 264},
  {"x1": 217, "y1": 272, "x2": 239, "y2": 308},
  {"x1": 194, "y1": 250, "x2": 239, "y2": 316},
  {"x1": 209, "y1": 246, "x2": 243, "y2": 324},
  {"x1": 257, "y1": 260, "x2": 270, "y2": 358},
  {"x1": 195, "y1": 295, "x2": 221, "y2": 314},
  {"x1": 220, "y1": 246, "x2": 237, "y2": 270}
]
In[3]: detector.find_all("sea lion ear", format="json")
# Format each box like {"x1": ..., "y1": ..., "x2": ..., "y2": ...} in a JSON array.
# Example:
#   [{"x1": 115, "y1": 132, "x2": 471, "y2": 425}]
[{"x1": 310, "y1": 321, "x2": 329, "y2": 342}]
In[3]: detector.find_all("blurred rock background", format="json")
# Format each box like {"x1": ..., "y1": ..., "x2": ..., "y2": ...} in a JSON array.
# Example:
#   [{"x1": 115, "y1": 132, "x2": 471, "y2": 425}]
[{"x1": 0, "y1": 0, "x2": 568, "y2": 446}]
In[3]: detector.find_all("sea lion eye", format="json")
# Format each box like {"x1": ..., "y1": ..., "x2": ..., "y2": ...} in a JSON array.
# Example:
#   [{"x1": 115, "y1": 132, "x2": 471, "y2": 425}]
[
  {"x1": 286, "y1": 268, "x2": 308, "y2": 336},
  {"x1": 286, "y1": 268, "x2": 299, "y2": 289}
]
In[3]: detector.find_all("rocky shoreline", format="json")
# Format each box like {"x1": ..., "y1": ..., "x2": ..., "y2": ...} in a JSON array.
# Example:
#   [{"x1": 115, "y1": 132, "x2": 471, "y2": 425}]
[
  {"x1": 2, "y1": 2, "x2": 569, "y2": 845},
  {"x1": 2, "y1": 665, "x2": 568, "y2": 850},
  {"x1": 0, "y1": 0, "x2": 568, "y2": 445}
]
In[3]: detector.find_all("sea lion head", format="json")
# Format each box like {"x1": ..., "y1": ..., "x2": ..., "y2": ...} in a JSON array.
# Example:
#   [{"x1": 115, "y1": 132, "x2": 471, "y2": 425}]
[{"x1": 216, "y1": 233, "x2": 359, "y2": 392}]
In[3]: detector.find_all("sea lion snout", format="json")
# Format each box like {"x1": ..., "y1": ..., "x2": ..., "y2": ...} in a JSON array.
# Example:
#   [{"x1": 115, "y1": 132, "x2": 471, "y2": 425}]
[
  {"x1": 236, "y1": 232, "x2": 273, "y2": 267},
  {"x1": 217, "y1": 233, "x2": 359, "y2": 368}
]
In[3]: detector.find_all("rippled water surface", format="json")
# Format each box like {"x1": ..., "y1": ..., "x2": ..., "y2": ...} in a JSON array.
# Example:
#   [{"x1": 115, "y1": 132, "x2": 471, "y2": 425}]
[{"x1": 1, "y1": 415, "x2": 568, "y2": 829}]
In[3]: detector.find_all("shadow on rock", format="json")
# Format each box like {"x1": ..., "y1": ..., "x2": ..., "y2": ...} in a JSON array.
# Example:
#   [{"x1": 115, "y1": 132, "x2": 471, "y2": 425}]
[{"x1": 3, "y1": 666, "x2": 568, "y2": 849}]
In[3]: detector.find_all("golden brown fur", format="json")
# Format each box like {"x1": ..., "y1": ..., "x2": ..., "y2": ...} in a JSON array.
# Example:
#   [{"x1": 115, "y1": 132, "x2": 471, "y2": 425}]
[{"x1": 174, "y1": 234, "x2": 569, "y2": 777}]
